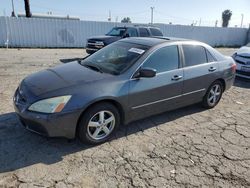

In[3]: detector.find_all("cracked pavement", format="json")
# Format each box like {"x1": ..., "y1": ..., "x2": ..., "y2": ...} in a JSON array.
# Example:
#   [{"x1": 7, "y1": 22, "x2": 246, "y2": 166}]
[{"x1": 0, "y1": 48, "x2": 250, "y2": 187}]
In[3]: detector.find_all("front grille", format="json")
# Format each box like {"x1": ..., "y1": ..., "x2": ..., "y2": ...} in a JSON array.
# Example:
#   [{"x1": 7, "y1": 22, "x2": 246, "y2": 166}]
[
  {"x1": 236, "y1": 70, "x2": 250, "y2": 76},
  {"x1": 87, "y1": 43, "x2": 97, "y2": 48},
  {"x1": 235, "y1": 59, "x2": 246, "y2": 65}
]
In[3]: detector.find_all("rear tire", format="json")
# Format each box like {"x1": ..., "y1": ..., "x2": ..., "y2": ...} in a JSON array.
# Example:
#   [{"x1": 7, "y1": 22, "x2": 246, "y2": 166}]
[
  {"x1": 202, "y1": 81, "x2": 223, "y2": 109},
  {"x1": 77, "y1": 103, "x2": 120, "y2": 145}
]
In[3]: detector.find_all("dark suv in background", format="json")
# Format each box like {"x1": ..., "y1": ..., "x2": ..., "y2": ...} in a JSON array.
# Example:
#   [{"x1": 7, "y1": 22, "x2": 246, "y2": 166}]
[{"x1": 86, "y1": 26, "x2": 163, "y2": 54}]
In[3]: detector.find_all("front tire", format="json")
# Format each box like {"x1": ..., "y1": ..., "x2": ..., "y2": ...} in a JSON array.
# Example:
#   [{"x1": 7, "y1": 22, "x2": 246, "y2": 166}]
[
  {"x1": 202, "y1": 81, "x2": 223, "y2": 109},
  {"x1": 77, "y1": 103, "x2": 120, "y2": 145}
]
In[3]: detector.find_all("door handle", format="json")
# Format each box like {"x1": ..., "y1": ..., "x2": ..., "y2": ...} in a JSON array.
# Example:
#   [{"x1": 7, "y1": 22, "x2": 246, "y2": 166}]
[
  {"x1": 172, "y1": 75, "x2": 183, "y2": 81},
  {"x1": 208, "y1": 67, "x2": 217, "y2": 72}
]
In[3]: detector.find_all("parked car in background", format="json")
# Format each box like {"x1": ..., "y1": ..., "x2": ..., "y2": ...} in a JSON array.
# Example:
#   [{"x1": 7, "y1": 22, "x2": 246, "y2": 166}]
[
  {"x1": 86, "y1": 26, "x2": 163, "y2": 54},
  {"x1": 232, "y1": 43, "x2": 250, "y2": 79},
  {"x1": 14, "y1": 37, "x2": 236, "y2": 145}
]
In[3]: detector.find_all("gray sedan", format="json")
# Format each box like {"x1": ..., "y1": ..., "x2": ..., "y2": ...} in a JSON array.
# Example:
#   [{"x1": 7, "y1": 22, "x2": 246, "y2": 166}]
[{"x1": 14, "y1": 37, "x2": 236, "y2": 144}]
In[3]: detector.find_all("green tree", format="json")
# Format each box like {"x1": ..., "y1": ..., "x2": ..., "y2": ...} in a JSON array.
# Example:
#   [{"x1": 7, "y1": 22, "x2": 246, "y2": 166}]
[
  {"x1": 222, "y1": 9, "x2": 232, "y2": 27},
  {"x1": 121, "y1": 17, "x2": 132, "y2": 23},
  {"x1": 24, "y1": 0, "x2": 32, "y2": 17}
]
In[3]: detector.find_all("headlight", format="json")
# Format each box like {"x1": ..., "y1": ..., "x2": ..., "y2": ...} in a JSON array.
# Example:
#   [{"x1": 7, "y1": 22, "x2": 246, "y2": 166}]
[{"x1": 28, "y1": 95, "x2": 71, "y2": 113}]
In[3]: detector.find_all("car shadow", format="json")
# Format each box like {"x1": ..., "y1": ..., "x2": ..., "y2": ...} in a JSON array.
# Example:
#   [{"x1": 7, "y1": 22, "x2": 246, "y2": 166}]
[
  {"x1": 234, "y1": 77, "x2": 250, "y2": 89},
  {"x1": 0, "y1": 104, "x2": 205, "y2": 173}
]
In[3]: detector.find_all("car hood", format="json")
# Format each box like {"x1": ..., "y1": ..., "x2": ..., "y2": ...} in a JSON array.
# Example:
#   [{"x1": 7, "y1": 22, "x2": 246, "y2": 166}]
[
  {"x1": 88, "y1": 35, "x2": 121, "y2": 42},
  {"x1": 236, "y1": 46, "x2": 250, "y2": 58},
  {"x1": 22, "y1": 61, "x2": 113, "y2": 96}
]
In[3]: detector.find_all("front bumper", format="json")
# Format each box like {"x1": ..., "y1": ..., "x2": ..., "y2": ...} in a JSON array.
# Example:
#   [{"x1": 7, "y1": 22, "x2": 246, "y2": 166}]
[
  {"x1": 234, "y1": 56, "x2": 250, "y2": 79},
  {"x1": 236, "y1": 70, "x2": 250, "y2": 79},
  {"x1": 14, "y1": 99, "x2": 81, "y2": 139}
]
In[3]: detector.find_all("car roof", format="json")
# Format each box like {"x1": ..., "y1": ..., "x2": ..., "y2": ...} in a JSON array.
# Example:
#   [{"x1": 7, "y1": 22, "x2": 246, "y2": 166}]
[
  {"x1": 114, "y1": 26, "x2": 161, "y2": 29},
  {"x1": 120, "y1": 37, "x2": 189, "y2": 47}
]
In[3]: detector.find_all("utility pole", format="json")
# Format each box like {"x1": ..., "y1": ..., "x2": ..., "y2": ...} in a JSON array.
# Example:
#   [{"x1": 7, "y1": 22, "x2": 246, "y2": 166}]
[
  {"x1": 241, "y1": 14, "x2": 244, "y2": 28},
  {"x1": 11, "y1": 0, "x2": 16, "y2": 17},
  {"x1": 24, "y1": 0, "x2": 32, "y2": 17},
  {"x1": 108, "y1": 10, "x2": 111, "y2": 22},
  {"x1": 215, "y1": 20, "x2": 218, "y2": 27},
  {"x1": 150, "y1": 7, "x2": 154, "y2": 25}
]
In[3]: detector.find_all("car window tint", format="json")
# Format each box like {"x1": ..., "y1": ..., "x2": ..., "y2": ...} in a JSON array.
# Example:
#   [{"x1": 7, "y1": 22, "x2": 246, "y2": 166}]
[
  {"x1": 183, "y1": 45, "x2": 207, "y2": 67},
  {"x1": 107, "y1": 28, "x2": 126, "y2": 36},
  {"x1": 81, "y1": 42, "x2": 149, "y2": 75},
  {"x1": 142, "y1": 45, "x2": 179, "y2": 73},
  {"x1": 139, "y1": 28, "x2": 150, "y2": 37},
  {"x1": 206, "y1": 49, "x2": 217, "y2": 62},
  {"x1": 149, "y1": 28, "x2": 163, "y2": 36},
  {"x1": 126, "y1": 28, "x2": 138, "y2": 37}
]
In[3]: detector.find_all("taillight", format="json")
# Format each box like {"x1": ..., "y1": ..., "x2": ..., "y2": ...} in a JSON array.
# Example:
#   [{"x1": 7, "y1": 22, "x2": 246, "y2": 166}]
[{"x1": 231, "y1": 63, "x2": 236, "y2": 73}]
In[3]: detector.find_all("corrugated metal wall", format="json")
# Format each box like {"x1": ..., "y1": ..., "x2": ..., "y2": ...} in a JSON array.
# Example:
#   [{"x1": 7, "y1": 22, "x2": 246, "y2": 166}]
[{"x1": 0, "y1": 16, "x2": 248, "y2": 48}]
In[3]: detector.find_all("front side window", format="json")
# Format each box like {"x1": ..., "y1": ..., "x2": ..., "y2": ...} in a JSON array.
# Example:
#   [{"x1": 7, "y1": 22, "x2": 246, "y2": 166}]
[
  {"x1": 139, "y1": 28, "x2": 150, "y2": 37},
  {"x1": 182, "y1": 45, "x2": 207, "y2": 67},
  {"x1": 107, "y1": 28, "x2": 126, "y2": 36},
  {"x1": 142, "y1": 45, "x2": 179, "y2": 73},
  {"x1": 80, "y1": 42, "x2": 149, "y2": 75}
]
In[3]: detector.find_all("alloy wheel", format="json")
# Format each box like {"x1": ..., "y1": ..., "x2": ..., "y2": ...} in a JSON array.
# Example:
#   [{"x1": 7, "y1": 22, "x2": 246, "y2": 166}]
[
  {"x1": 207, "y1": 84, "x2": 222, "y2": 106},
  {"x1": 87, "y1": 110, "x2": 115, "y2": 140}
]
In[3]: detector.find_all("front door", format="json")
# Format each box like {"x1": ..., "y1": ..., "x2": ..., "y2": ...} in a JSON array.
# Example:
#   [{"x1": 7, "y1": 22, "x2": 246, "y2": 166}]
[{"x1": 128, "y1": 45, "x2": 184, "y2": 121}]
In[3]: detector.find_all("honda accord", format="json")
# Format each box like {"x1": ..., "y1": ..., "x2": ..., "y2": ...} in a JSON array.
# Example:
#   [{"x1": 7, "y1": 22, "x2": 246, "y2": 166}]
[{"x1": 14, "y1": 37, "x2": 236, "y2": 144}]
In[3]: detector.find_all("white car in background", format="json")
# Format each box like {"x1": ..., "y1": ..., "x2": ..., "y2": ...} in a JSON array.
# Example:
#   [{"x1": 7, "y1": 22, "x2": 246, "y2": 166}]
[{"x1": 232, "y1": 43, "x2": 250, "y2": 79}]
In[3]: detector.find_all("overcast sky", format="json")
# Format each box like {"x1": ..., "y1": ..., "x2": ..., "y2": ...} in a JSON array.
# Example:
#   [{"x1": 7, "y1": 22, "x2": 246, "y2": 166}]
[{"x1": 1, "y1": 0, "x2": 250, "y2": 27}]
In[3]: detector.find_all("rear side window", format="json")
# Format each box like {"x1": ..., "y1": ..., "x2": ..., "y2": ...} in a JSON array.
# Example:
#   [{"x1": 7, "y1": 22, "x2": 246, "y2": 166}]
[
  {"x1": 149, "y1": 28, "x2": 163, "y2": 36},
  {"x1": 206, "y1": 49, "x2": 216, "y2": 62},
  {"x1": 182, "y1": 45, "x2": 207, "y2": 67},
  {"x1": 126, "y1": 28, "x2": 138, "y2": 37},
  {"x1": 139, "y1": 28, "x2": 150, "y2": 37},
  {"x1": 142, "y1": 45, "x2": 179, "y2": 73}
]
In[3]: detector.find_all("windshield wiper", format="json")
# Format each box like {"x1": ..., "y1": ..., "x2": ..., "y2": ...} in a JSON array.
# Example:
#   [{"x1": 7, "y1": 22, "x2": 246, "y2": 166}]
[{"x1": 83, "y1": 63, "x2": 103, "y2": 73}]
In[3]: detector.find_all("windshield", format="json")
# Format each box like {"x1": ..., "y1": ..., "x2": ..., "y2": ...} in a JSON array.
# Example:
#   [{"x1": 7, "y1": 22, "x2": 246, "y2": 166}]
[
  {"x1": 107, "y1": 28, "x2": 126, "y2": 36},
  {"x1": 80, "y1": 42, "x2": 149, "y2": 75}
]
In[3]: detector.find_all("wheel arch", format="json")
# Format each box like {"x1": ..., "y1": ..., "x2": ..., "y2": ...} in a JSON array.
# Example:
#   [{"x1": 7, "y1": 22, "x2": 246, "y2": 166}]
[
  {"x1": 75, "y1": 99, "x2": 125, "y2": 137},
  {"x1": 215, "y1": 78, "x2": 226, "y2": 92}
]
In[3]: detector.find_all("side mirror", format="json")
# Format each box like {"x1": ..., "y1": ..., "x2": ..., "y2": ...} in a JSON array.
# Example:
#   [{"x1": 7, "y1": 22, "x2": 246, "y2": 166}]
[{"x1": 134, "y1": 68, "x2": 156, "y2": 79}]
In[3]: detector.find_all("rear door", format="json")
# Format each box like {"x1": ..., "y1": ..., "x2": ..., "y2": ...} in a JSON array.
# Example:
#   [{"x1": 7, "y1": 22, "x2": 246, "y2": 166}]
[
  {"x1": 181, "y1": 44, "x2": 219, "y2": 102},
  {"x1": 128, "y1": 45, "x2": 184, "y2": 120}
]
